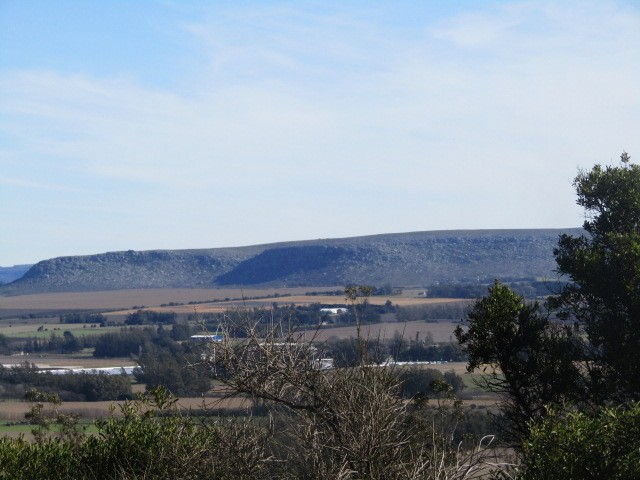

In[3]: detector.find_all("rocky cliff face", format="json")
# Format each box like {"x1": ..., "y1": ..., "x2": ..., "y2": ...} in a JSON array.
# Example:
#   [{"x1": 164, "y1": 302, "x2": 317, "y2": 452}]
[{"x1": 0, "y1": 229, "x2": 581, "y2": 294}]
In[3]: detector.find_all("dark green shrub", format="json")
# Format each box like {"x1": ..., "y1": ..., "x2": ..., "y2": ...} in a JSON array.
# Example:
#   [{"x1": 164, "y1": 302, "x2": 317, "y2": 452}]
[
  {"x1": 0, "y1": 387, "x2": 273, "y2": 480},
  {"x1": 520, "y1": 403, "x2": 640, "y2": 480}
]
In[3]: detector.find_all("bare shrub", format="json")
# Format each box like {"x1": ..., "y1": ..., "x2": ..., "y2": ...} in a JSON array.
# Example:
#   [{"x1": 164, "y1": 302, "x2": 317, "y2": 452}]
[{"x1": 204, "y1": 289, "x2": 514, "y2": 479}]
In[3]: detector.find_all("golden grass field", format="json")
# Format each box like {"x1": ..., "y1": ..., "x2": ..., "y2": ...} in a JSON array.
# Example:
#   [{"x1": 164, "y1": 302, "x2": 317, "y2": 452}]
[
  {"x1": 99, "y1": 294, "x2": 466, "y2": 318},
  {"x1": 0, "y1": 287, "x2": 344, "y2": 312},
  {"x1": 0, "y1": 288, "x2": 467, "y2": 316}
]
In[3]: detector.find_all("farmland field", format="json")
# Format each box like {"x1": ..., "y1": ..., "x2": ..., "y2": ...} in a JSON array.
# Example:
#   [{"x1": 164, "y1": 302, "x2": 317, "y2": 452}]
[
  {"x1": 0, "y1": 379, "x2": 496, "y2": 423},
  {"x1": 108, "y1": 294, "x2": 464, "y2": 316},
  {"x1": 0, "y1": 394, "x2": 254, "y2": 421},
  {"x1": 0, "y1": 287, "x2": 468, "y2": 368},
  {"x1": 0, "y1": 287, "x2": 344, "y2": 314},
  {"x1": 0, "y1": 354, "x2": 134, "y2": 369},
  {"x1": 0, "y1": 286, "x2": 483, "y2": 439},
  {"x1": 0, "y1": 287, "x2": 468, "y2": 318},
  {"x1": 0, "y1": 324, "x2": 125, "y2": 339},
  {"x1": 296, "y1": 320, "x2": 461, "y2": 344}
]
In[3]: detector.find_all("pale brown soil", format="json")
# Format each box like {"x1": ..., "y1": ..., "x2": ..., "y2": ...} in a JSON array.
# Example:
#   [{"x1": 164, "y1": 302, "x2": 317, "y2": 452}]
[
  {"x1": 297, "y1": 320, "x2": 460, "y2": 344},
  {"x1": 252, "y1": 295, "x2": 462, "y2": 307},
  {"x1": 0, "y1": 287, "x2": 344, "y2": 312},
  {"x1": 0, "y1": 288, "x2": 467, "y2": 319},
  {"x1": 106, "y1": 295, "x2": 467, "y2": 318}
]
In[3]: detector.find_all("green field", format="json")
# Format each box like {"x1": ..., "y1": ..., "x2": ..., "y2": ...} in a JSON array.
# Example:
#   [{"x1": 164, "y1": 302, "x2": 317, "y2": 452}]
[
  {"x1": 0, "y1": 421, "x2": 99, "y2": 437},
  {"x1": 0, "y1": 324, "x2": 131, "y2": 339}
]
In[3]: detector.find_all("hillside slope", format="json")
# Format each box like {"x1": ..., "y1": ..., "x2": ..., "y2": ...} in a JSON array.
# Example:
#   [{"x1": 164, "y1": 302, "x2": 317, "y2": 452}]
[
  {"x1": 0, "y1": 265, "x2": 31, "y2": 285},
  {"x1": 0, "y1": 229, "x2": 581, "y2": 294}
]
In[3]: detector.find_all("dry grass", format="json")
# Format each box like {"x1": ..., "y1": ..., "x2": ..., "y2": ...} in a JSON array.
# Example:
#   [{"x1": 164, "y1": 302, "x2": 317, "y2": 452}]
[
  {"x1": 247, "y1": 295, "x2": 462, "y2": 307},
  {"x1": 107, "y1": 296, "x2": 466, "y2": 318},
  {"x1": 0, "y1": 389, "x2": 498, "y2": 423},
  {"x1": 0, "y1": 323, "x2": 63, "y2": 334},
  {"x1": 0, "y1": 393, "x2": 258, "y2": 421},
  {"x1": 297, "y1": 320, "x2": 460, "y2": 344},
  {"x1": 1, "y1": 288, "x2": 467, "y2": 320},
  {"x1": 0, "y1": 287, "x2": 343, "y2": 311},
  {"x1": 0, "y1": 324, "x2": 124, "y2": 339}
]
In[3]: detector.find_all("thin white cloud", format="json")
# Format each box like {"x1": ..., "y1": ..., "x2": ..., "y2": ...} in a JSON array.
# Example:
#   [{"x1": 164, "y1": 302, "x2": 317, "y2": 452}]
[
  {"x1": 0, "y1": 176, "x2": 74, "y2": 192},
  {"x1": 0, "y1": 1, "x2": 638, "y2": 264}
]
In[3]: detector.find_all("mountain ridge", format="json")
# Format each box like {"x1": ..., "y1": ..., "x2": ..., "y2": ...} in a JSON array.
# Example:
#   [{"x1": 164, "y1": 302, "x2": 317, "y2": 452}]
[
  {"x1": 0, "y1": 228, "x2": 582, "y2": 295},
  {"x1": 0, "y1": 265, "x2": 32, "y2": 285}
]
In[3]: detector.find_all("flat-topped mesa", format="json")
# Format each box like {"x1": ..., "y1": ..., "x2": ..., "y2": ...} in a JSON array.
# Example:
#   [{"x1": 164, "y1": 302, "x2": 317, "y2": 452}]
[{"x1": 0, "y1": 229, "x2": 581, "y2": 294}]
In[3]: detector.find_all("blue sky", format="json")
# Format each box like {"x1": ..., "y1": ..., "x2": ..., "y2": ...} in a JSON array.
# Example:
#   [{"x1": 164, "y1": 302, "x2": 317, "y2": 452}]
[{"x1": 1, "y1": 1, "x2": 639, "y2": 266}]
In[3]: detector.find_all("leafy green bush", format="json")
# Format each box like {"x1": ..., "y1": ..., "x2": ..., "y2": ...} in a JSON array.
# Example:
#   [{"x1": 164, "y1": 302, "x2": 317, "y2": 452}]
[
  {"x1": 519, "y1": 403, "x2": 640, "y2": 480},
  {"x1": 125, "y1": 309, "x2": 177, "y2": 325},
  {"x1": 0, "y1": 436, "x2": 78, "y2": 480},
  {"x1": 397, "y1": 367, "x2": 466, "y2": 398},
  {"x1": 0, "y1": 387, "x2": 273, "y2": 480}
]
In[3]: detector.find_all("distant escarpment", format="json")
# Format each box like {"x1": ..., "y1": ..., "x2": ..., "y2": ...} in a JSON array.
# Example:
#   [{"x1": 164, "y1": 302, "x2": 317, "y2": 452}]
[
  {"x1": 0, "y1": 265, "x2": 32, "y2": 285},
  {"x1": 0, "y1": 229, "x2": 582, "y2": 295}
]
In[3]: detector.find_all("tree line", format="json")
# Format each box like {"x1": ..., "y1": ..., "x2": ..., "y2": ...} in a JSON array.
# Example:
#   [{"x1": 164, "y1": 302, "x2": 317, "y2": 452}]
[
  {"x1": 456, "y1": 153, "x2": 640, "y2": 478},
  {"x1": 0, "y1": 363, "x2": 132, "y2": 402}
]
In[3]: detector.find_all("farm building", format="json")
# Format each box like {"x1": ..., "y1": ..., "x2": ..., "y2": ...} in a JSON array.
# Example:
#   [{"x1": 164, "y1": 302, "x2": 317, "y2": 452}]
[
  {"x1": 319, "y1": 308, "x2": 348, "y2": 314},
  {"x1": 190, "y1": 334, "x2": 223, "y2": 342}
]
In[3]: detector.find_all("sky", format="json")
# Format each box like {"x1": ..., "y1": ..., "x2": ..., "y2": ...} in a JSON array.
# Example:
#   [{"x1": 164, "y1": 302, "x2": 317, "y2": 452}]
[{"x1": 1, "y1": 1, "x2": 639, "y2": 266}]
